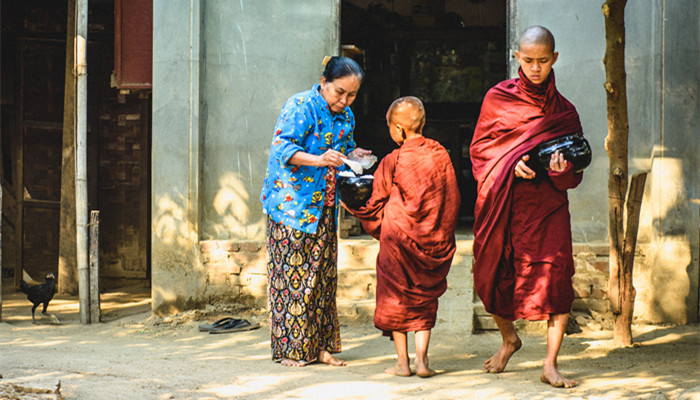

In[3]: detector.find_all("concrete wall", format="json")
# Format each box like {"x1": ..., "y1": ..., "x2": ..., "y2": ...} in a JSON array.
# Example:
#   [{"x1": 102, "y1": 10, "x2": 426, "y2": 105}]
[
  {"x1": 636, "y1": 1, "x2": 700, "y2": 324},
  {"x1": 151, "y1": 0, "x2": 340, "y2": 314},
  {"x1": 509, "y1": 0, "x2": 699, "y2": 323}
]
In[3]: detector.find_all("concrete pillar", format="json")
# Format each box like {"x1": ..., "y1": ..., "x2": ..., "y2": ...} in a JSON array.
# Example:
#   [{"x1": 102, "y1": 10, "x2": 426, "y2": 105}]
[{"x1": 151, "y1": 0, "x2": 205, "y2": 314}]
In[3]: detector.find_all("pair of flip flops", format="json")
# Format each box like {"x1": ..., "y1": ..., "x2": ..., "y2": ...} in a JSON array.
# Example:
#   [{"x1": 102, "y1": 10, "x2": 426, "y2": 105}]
[{"x1": 198, "y1": 317, "x2": 260, "y2": 334}]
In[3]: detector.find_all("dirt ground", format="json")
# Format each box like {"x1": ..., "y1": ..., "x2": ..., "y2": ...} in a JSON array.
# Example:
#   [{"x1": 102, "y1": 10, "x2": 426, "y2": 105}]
[{"x1": 1, "y1": 284, "x2": 699, "y2": 400}]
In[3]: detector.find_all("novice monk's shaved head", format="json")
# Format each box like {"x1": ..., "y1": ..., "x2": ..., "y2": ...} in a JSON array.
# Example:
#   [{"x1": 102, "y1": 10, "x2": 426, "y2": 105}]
[
  {"x1": 516, "y1": 26, "x2": 559, "y2": 85},
  {"x1": 519, "y1": 25, "x2": 556, "y2": 53},
  {"x1": 386, "y1": 96, "x2": 426, "y2": 134}
]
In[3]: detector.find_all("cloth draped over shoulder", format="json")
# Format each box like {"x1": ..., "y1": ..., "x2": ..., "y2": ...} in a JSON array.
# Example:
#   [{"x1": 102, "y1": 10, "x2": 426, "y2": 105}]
[
  {"x1": 470, "y1": 68, "x2": 583, "y2": 318},
  {"x1": 350, "y1": 136, "x2": 460, "y2": 332}
]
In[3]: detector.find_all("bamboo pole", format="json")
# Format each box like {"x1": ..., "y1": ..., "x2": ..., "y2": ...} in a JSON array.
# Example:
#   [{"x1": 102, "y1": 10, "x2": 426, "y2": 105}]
[{"x1": 75, "y1": 0, "x2": 90, "y2": 324}]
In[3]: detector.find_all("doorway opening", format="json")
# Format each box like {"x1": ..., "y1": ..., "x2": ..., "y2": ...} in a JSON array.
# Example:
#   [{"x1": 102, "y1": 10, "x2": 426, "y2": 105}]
[{"x1": 340, "y1": 0, "x2": 507, "y2": 235}]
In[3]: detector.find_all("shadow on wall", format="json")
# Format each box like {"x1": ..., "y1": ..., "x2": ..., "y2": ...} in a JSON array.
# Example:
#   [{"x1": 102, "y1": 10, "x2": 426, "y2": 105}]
[
  {"x1": 638, "y1": 155, "x2": 698, "y2": 324},
  {"x1": 207, "y1": 171, "x2": 265, "y2": 240},
  {"x1": 152, "y1": 192, "x2": 207, "y2": 315}
]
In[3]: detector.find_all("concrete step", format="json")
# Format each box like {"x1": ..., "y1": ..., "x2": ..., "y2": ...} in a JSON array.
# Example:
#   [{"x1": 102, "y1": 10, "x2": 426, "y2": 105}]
[
  {"x1": 335, "y1": 237, "x2": 476, "y2": 334},
  {"x1": 337, "y1": 268, "x2": 376, "y2": 300},
  {"x1": 337, "y1": 298, "x2": 375, "y2": 324},
  {"x1": 337, "y1": 237, "x2": 378, "y2": 302}
]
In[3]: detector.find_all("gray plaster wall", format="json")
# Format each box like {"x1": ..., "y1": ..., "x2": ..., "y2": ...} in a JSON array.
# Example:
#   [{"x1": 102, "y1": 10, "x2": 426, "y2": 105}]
[
  {"x1": 199, "y1": 1, "x2": 340, "y2": 241},
  {"x1": 509, "y1": 0, "x2": 699, "y2": 323},
  {"x1": 152, "y1": 0, "x2": 340, "y2": 313}
]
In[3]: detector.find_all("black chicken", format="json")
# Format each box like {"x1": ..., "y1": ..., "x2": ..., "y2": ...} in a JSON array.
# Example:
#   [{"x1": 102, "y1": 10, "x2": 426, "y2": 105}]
[{"x1": 20, "y1": 272, "x2": 58, "y2": 324}]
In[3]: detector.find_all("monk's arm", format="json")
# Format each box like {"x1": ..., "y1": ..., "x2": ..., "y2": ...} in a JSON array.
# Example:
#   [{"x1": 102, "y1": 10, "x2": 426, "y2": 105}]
[
  {"x1": 549, "y1": 163, "x2": 582, "y2": 191},
  {"x1": 349, "y1": 155, "x2": 395, "y2": 239}
]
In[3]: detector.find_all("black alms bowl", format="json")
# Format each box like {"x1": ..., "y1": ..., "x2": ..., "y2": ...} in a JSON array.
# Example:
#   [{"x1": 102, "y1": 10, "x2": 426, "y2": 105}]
[
  {"x1": 337, "y1": 174, "x2": 374, "y2": 209},
  {"x1": 525, "y1": 133, "x2": 592, "y2": 175}
]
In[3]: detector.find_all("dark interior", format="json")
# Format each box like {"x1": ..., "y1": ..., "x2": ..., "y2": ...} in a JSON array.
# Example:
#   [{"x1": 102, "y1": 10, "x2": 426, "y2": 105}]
[{"x1": 340, "y1": 0, "x2": 507, "y2": 228}]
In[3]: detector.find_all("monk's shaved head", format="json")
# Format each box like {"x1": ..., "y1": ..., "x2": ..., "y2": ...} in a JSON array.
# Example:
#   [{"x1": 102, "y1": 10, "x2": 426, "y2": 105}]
[
  {"x1": 386, "y1": 96, "x2": 426, "y2": 133},
  {"x1": 519, "y1": 25, "x2": 555, "y2": 53}
]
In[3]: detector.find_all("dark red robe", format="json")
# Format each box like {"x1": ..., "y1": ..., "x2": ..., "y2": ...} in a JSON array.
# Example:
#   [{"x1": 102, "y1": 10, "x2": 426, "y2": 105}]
[
  {"x1": 470, "y1": 68, "x2": 583, "y2": 321},
  {"x1": 350, "y1": 136, "x2": 460, "y2": 332}
]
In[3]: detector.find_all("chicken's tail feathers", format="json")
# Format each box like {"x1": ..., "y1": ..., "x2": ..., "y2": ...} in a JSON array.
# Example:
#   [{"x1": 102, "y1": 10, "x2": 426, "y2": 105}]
[{"x1": 20, "y1": 280, "x2": 30, "y2": 294}]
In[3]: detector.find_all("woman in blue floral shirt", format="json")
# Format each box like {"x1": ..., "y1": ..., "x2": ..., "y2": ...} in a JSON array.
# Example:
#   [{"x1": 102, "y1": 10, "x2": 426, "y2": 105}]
[{"x1": 260, "y1": 56, "x2": 370, "y2": 367}]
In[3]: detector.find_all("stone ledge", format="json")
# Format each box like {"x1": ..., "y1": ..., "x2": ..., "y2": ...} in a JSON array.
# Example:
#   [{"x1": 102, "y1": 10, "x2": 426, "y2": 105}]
[{"x1": 198, "y1": 238, "x2": 646, "y2": 332}]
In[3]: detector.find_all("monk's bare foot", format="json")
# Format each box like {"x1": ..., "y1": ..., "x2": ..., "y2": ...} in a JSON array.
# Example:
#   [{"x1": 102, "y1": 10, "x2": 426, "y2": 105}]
[
  {"x1": 484, "y1": 336, "x2": 522, "y2": 373},
  {"x1": 385, "y1": 361, "x2": 412, "y2": 377},
  {"x1": 416, "y1": 365, "x2": 436, "y2": 378},
  {"x1": 415, "y1": 355, "x2": 436, "y2": 378},
  {"x1": 319, "y1": 350, "x2": 346, "y2": 366},
  {"x1": 280, "y1": 358, "x2": 307, "y2": 367},
  {"x1": 541, "y1": 363, "x2": 576, "y2": 388}
]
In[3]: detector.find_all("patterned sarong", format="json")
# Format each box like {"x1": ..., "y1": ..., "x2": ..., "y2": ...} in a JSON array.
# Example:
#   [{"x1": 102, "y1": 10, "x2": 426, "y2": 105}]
[{"x1": 266, "y1": 206, "x2": 341, "y2": 363}]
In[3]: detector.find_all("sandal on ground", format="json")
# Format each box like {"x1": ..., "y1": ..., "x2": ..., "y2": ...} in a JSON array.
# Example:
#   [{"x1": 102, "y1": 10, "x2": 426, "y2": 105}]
[
  {"x1": 209, "y1": 318, "x2": 261, "y2": 334},
  {"x1": 198, "y1": 317, "x2": 239, "y2": 332}
]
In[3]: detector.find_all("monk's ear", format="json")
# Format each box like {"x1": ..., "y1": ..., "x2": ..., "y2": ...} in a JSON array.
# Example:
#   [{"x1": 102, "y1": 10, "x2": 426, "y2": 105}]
[{"x1": 552, "y1": 51, "x2": 559, "y2": 65}]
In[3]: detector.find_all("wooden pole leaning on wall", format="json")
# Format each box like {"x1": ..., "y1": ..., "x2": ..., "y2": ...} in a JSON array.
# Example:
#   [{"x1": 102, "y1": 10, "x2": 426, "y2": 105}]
[
  {"x1": 0, "y1": 185, "x2": 3, "y2": 322},
  {"x1": 89, "y1": 210, "x2": 101, "y2": 323}
]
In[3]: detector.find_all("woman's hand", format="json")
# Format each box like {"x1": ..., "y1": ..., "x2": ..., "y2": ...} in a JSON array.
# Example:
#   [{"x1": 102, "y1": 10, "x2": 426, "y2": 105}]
[
  {"x1": 514, "y1": 155, "x2": 536, "y2": 180},
  {"x1": 549, "y1": 151, "x2": 568, "y2": 173},
  {"x1": 288, "y1": 149, "x2": 345, "y2": 167},
  {"x1": 316, "y1": 149, "x2": 346, "y2": 168},
  {"x1": 348, "y1": 147, "x2": 372, "y2": 158}
]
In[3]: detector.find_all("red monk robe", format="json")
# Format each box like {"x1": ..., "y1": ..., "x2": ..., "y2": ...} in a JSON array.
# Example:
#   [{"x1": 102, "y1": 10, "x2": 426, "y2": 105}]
[
  {"x1": 470, "y1": 68, "x2": 584, "y2": 321},
  {"x1": 350, "y1": 136, "x2": 460, "y2": 333}
]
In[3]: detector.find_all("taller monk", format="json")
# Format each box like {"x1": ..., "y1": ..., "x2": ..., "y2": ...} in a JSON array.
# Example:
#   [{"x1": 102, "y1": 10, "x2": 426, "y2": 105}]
[{"x1": 470, "y1": 26, "x2": 583, "y2": 388}]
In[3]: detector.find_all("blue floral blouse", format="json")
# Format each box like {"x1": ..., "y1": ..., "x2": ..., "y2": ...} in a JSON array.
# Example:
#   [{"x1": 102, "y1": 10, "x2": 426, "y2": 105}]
[{"x1": 260, "y1": 84, "x2": 357, "y2": 234}]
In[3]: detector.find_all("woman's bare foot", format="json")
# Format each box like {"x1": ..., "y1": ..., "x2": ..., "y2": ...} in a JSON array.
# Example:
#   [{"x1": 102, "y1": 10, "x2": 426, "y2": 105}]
[
  {"x1": 385, "y1": 361, "x2": 412, "y2": 377},
  {"x1": 540, "y1": 363, "x2": 576, "y2": 388},
  {"x1": 280, "y1": 359, "x2": 307, "y2": 367},
  {"x1": 319, "y1": 350, "x2": 346, "y2": 366},
  {"x1": 483, "y1": 336, "x2": 522, "y2": 373}
]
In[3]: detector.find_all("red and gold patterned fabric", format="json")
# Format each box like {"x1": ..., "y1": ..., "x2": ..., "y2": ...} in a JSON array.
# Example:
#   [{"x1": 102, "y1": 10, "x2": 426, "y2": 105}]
[{"x1": 266, "y1": 205, "x2": 341, "y2": 363}]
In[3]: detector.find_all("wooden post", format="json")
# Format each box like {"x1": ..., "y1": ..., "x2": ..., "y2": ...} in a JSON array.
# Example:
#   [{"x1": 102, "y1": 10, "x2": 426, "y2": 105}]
[
  {"x1": 612, "y1": 172, "x2": 646, "y2": 344},
  {"x1": 603, "y1": 0, "x2": 641, "y2": 347},
  {"x1": 59, "y1": 0, "x2": 78, "y2": 295},
  {"x1": 0, "y1": 184, "x2": 3, "y2": 322},
  {"x1": 89, "y1": 211, "x2": 100, "y2": 323}
]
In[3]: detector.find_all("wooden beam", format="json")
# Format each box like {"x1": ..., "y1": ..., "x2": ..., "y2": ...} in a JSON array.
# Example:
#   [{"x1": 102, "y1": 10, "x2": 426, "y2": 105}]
[{"x1": 89, "y1": 210, "x2": 101, "y2": 323}]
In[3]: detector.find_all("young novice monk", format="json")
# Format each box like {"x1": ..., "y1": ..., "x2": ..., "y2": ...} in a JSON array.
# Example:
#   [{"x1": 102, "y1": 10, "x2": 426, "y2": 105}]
[
  {"x1": 347, "y1": 96, "x2": 460, "y2": 377},
  {"x1": 470, "y1": 26, "x2": 583, "y2": 388}
]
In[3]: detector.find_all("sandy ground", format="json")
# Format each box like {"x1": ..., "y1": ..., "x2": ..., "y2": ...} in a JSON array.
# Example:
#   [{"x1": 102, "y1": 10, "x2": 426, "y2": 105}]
[{"x1": 0, "y1": 284, "x2": 699, "y2": 400}]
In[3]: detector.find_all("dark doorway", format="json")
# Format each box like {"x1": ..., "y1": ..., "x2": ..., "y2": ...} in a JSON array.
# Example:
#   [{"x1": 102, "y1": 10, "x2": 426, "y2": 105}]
[{"x1": 340, "y1": 0, "x2": 507, "y2": 230}]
